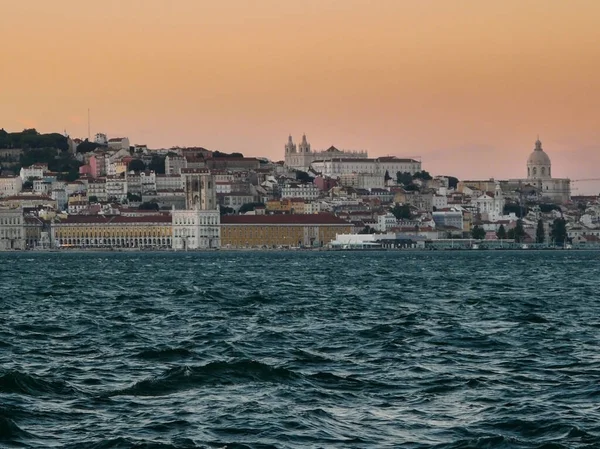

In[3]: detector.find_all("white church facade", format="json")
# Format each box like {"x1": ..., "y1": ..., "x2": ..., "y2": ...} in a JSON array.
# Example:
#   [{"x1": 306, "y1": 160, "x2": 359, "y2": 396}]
[{"x1": 284, "y1": 134, "x2": 368, "y2": 171}]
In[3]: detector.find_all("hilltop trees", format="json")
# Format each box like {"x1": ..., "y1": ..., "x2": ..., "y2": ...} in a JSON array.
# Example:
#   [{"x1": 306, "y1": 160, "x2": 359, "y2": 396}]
[
  {"x1": 550, "y1": 218, "x2": 568, "y2": 246},
  {"x1": 471, "y1": 225, "x2": 486, "y2": 240},
  {"x1": 536, "y1": 219, "x2": 545, "y2": 243},
  {"x1": 496, "y1": 224, "x2": 507, "y2": 240}
]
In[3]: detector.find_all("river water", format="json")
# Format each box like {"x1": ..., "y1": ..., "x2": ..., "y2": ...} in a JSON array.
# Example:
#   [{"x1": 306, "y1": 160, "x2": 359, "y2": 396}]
[{"x1": 1, "y1": 251, "x2": 599, "y2": 448}]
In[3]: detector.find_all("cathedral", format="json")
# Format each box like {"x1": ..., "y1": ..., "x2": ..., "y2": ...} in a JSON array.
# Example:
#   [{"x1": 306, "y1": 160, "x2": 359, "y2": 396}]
[
  {"x1": 284, "y1": 134, "x2": 368, "y2": 171},
  {"x1": 507, "y1": 138, "x2": 571, "y2": 204}
]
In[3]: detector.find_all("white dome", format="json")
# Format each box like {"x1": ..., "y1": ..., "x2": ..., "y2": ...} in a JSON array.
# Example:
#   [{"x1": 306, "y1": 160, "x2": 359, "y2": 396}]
[{"x1": 527, "y1": 139, "x2": 551, "y2": 166}]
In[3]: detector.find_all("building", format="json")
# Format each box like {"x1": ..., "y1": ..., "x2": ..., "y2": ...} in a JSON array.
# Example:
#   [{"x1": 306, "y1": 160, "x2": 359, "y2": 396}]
[
  {"x1": 0, "y1": 207, "x2": 25, "y2": 250},
  {"x1": 311, "y1": 156, "x2": 421, "y2": 178},
  {"x1": 519, "y1": 138, "x2": 570, "y2": 203},
  {"x1": 51, "y1": 214, "x2": 172, "y2": 248},
  {"x1": 19, "y1": 164, "x2": 47, "y2": 180},
  {"x1": 471, "y1": 183, "x2": 505, "y2": 220},
  {"x1": 106, "y1": 176, "x2": 127, "y2": 201},
  {"x1": 339, "y1": 173, "x2": 385, "y2": 190},
  {"x1": 0, "y1": 176, "x2": 23, "y2": 197},
  {"x1": 284, "y1": 134, "x2": 368, "y2": 171},
  {"x1": 221, "y1": 213, "x2": 351, "y2": 248},
  {"x1": 95, "y1": 133, "x2": 108, "y2": 146},
  {"x1": 165, "y1": 155, "x2": 187, "y2": 175},
  {"x1": 432, "y1": 209, "x2": 464, "y2": 232},
  {"x1": 172, "y1": 209, "x2": 220, "y2": 249},
  {"x1": 155, "y1": 174, "x2": 184, "y2": 192},
  {"x1": 182, "y1": 168, "x2": 216, "y2": 210},
  {"x1": 280, "y1": 182, "x2": 320, "y2": 200},
  {"x1": 107, "y1": 137, "x2": 130, "y2": 151},
  {"x1": 205, "y1": 157, "x2": 260, "y2": 171}
]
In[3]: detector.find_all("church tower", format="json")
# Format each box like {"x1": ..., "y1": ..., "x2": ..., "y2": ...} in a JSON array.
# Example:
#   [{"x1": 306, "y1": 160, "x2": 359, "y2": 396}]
[
  {"x1": 298, "y1": 134, "x2": 311, "y2": 153},
  {"x1": 285, "y1": 135, "x2": 296, "y2": 155}
]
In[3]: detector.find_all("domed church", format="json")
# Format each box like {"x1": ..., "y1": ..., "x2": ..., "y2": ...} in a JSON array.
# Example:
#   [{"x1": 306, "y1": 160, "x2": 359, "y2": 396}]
[{"x1": 516, "y1": 138, "x2": 570, "y2": 203}]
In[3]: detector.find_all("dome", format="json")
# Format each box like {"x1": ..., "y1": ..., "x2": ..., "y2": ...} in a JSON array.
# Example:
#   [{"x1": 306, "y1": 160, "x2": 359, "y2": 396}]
[{"x1": 527, "y1": 139, "x2": 551, "y2": 165}]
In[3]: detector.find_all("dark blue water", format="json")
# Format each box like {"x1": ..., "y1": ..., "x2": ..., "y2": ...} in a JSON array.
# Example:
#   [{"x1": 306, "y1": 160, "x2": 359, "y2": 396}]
[{"x1": 1, "y1": 251, "x2": 600, "y2": 448}]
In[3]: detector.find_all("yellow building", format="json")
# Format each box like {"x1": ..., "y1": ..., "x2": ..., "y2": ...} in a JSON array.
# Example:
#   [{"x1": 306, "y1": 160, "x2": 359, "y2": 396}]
[
  {"x1": 51, "y1": 214, "x2": 172, "y2": 248},
  {"x1": 221, "y1": 213, "x2": 351, "y2": 248}
]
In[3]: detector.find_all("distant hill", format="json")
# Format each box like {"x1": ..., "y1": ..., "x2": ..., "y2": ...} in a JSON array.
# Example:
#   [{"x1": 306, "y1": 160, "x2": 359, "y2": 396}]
[{"x1": 0, "y1": 128, "x2": 68, "y2": 151}]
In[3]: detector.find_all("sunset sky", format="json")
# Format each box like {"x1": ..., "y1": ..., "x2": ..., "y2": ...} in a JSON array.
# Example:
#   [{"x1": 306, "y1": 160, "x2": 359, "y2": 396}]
[{"x1": 1, "y1": 0, "x2": 599, "y2": 192}]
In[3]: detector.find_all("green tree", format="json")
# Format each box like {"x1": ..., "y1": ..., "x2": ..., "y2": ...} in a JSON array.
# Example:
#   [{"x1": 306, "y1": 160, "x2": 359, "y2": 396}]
[
  {"x1": 508, "y1": 219, "x2": 526, "y2": 243},
  {"x1": 536, "y1": 219, "x2": 545, "y2": 243},
  {"x1": 77, "y1": 139, "x2": 99, "y2": 153},
  {"x1": 127, "y1": 192, "x2": 142, "y2": 202},
  {"x1": 139, "y1": 201, "x2": 159, "y2": 211},
  {"x1": 496, "y1": 224, "x2": 507, "y2": 240},
  {"x1": 391, "y1": 204, "x2": 411, "y2": 220},
  {"x1": 412, "y1": 170, "x2": 432, "y2": 181},
  {"x1": 396, "y1": 171, "x2": 413, "y2": 186},
  {"x1": 296, "y1": 170, "x2": 314, "y2": 183},
  {"x1": 239, "y1": 202, "x2": 265, "y2": 214},
  {"x1": 550, "y1": 217, "x2": 567, "y2": 246},
  {"x1": 89, "y1": 196, "x2": 98, "y2": 203},
  {"x1": 446, "y1": 176, "x2": 459, "y2": 189},
  {"x1": 359, "y1": 225, "x2": 376, "y2": 234},
  {"x1": 128, "y1": 159, "x2": 145, "y2": 172},
  {"x1": 384, "y1": 170, "x2": 391, "y2": 183},
  {"x1": 471, "y1": 225, "x2": 486, "y2": 240},
  {"x1": 148, "y1": 155, "x2": 166, "y2": 174},
  {"x1": 220, "y1": 206, "x2": 235, "y2": 215}
]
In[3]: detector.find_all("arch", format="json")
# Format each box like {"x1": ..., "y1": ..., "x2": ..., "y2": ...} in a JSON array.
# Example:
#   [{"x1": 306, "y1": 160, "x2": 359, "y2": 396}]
[
  {"x1": 532, "y1": 167, "x2": 537, "y2": 176},
  {"x1": 541, "y1": 167, "x2": 546, "y2": 176}
]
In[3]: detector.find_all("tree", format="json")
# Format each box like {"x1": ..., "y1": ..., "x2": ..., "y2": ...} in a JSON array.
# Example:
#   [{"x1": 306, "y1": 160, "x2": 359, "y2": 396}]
[
  {"x1": 89, "y1": 196, "x2": 98, "y2": 203},
  {"x1": 239, "y1": 202, "x2": 265, "y2": 214},
  {"x1": 139, "y1": 201, "x2": 159, "y2": 211},
  {"x1": 391, "y1": 204, "x2": 411, "y2": 220},
  {"x1": 471, "y1": 225, "x2": 486, "y2": 240},
  {"x1": 77, "y1": 139, "x2": 99, "y2": 154},
  {"x1": 296, "y1": 171, "x2": 314, "y2": 183},
  {"x1": 128, "y1": 159, "x2": 145, "y2": 172},
  {"x1": 359, "y1": 226, "x2": 376, "y2": 234},
  {"x1": 220, "y1": 206, "x2": 235, "y2": 215},
  {"x1": 536, "y1": 219, "x2": 545, "y2": 243},
  {"x1": 148, "y1": 155, "x2": 166, "y2": 174},
  {"x1": 446, "y1": 176, "x2": 459, "y2": 189},
  {"x1": 550, "y1": 217, "x2": 567, "y2": 246},
  {"x1": 384, "y1": 170, "x2": 391, "y2": 183},
  {"x1": 396, "y1": 171, "x2": 413, "y2": 186},
  {"x1": 127, "y1": 192, "x2": 142, "y2": 202},
  {"x1": 412, "y1": 170, "x2": 432, "y2": 181},
  {"x1": 496, "y1": 224, "x2": 507, "y2": 240},
  {"x1": 539, "y1": 203, "x2": 561, "y2": 214},
  {"x1": 508, "y1": 219, "x2": 526, "y2": 243},
  {"x1": 503, "y1": 203, "x2": 528, "y2": 217}
]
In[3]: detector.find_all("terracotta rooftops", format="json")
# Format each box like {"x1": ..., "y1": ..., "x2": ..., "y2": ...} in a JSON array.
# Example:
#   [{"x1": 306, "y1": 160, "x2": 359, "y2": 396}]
[{"x1": 221, "y1": 213, "x2": 349, "y2": 225}]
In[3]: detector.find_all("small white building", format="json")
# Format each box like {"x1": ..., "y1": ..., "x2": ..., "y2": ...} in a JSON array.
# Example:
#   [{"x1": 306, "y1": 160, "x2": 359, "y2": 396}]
[
  {"x1": 377, "y1": 212, "x2": 398, "y2": 232},
  {"x1": 108, "y1": 137, "x2": 130, "y2": 151},
  {"x1": 281, "y1": 182, "x2": 320, "y2": 200},
  {"x1": 0, "y1": 207, "x2": 25, "y2": 250},
  {"x1": 0, "y1": 176, "x2": 23, "y2": 197},
  {"x1": 156, "y1": 174, "x2": 184, "y2": 191},
  {"x1": 165, "y1": 155, "x2": 187, "y2": 175},
  {"x1": 172, "y1": 209, "x2": 220, "y2": 249},
  {"x1": 20, "y1": 164, "x2": 47, "y2": 181}
]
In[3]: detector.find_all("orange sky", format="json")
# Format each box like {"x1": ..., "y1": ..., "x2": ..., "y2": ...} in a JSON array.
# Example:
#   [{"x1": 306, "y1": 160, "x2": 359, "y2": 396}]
[{"x1": 1, "y1": 0, "x2": 600, "y2": 192}]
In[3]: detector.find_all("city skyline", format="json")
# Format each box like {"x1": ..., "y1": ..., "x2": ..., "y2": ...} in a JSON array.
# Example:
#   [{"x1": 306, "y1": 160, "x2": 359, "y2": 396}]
[{"x1": 2, "y1": 0, "x2": 599, "y2": 191}]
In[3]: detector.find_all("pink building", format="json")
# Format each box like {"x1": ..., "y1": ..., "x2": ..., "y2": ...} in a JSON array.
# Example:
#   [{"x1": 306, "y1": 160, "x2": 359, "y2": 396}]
[
  {"x1": 89, "y1": 154, "x2": 106, "y2": 178},
  {"x1": 79, "y1": 165, "x2": 92, "y2": 176}
]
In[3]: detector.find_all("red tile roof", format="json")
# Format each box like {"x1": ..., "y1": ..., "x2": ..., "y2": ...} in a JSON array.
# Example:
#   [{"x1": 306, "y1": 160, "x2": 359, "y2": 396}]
[{"x1": 221, "y1": 213, "x2": 349, "y2": 225}]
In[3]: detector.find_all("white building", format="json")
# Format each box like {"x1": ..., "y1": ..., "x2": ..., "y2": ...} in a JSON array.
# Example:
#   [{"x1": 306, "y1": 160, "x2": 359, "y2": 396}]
[
  {"x1": 106, "y1": 176, "x2": 128, "y2": 201},
  {"x1": 377, "y1": 212, "x2": 398, "y2": 232},
  {"x1": 0, "y1": 208, "x2": 25, "y2": 250},
  {"x1": 20, "y1": 164, "x2": 47, "y2": 180},
  {"x1": 172, "y1": 209, "x2": 220, "y2": 249},
  {"x1": 311, "y1": 157, "x2": 421, "y2": 178},
  {"x1": 88, "y1": 179, "x2": 107, "y2": 201},
  {"x1": 281, "y1": 182, "x2": 320, "y2": 200},
  {"x1": 284, "y1": 134, "x2": 368, "y2": 171},
  {"x1": 165, "y1": 155, "x2": 187, "y2": 175},
  {"x1": 156, "y1": 174, "x2": 184, "y2": 192},
  {"x1": 0, "y1": 176, "x2": 23, "y2": 197},
  {"x1": 471, "y1": 183, "x2": 505, "y2": 221},
  {"x1": 432, "y1": 194, "x2": 448, "y2": 210},
  {"x1": 432, "y1": 209, "x2": 464, "y2": 231},
  {"x1": 107, "y1": 137, "x2": 130, "y2": 151},
  {"x1": 95, "y1": 133, "x2": 108, "y2": 146},
  {"x1": 339, "y1": 173, "x2": 385, "y2": 190},
  {"x1": 140, "y1": 171, "x2": 156, "y2": 193}
]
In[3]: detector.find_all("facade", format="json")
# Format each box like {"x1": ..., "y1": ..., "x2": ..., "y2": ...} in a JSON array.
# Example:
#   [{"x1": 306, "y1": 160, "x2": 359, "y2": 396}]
[
  {"x1": 88, "y1": 179, "x2": 107, "y2": 201},
  {"x1": 20, "y1": 164, "x2": 47, "y2": 180},
  {"x1": 471, "y1": 183, "x2": 505, "y2": 220},
  {"x1": 0, "y1": 176, "x2": 23, "y2": 197},
  {"x1": 172, "y1": 209, "x2": 220, "y2": 249},
  {"x1": 107, "y1": 137, "x2": 130, "y2": 151},
  {"x1": 205, "y1": 157, "x2": 260, "y2": 171},
  {"x1": 311, "y1": 157, "x2": 421, "y2": 178},
  {"x1": 182, "y1": 169, "x2": 216, "y2": 210},
  {"x1": 156, "y1": 174, "x2": 184, "y2": 192},
  {"x1": 106, "y1": 176, "x2": 128, "y2": 201},
  {"x1": 165, "y1": 155, "x2": 187, "y2": 175},
  {"x1": 0, "y1": 207, "x2": 25, "y2": 250},
  {"x1": 221, "y1": 213, "x2": 351, "y2": 248},
  {"x1": 51, "y1": 215, "x2": 172, "y2": 248},
  {"x1": 284, "y1": 134, "x2": 368, "y2": 171},
  {"x1": 24, "y1": 216, "x2": 44, "y2": 249},
  {"x1": 339, "y1": 173, "x2": 385, "y2": 190},
  {"x1": 432, "y1": 209, "x2": 464, "y2": 231},
  {"x1": 280, "y1": 182, "x2": 320, "y2": 200}
]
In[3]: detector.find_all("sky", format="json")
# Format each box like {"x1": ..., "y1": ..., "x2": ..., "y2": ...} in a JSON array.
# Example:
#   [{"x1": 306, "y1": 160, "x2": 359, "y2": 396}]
[{"x1": 1, "y1": 0, "x2": 599, "y2": 192}]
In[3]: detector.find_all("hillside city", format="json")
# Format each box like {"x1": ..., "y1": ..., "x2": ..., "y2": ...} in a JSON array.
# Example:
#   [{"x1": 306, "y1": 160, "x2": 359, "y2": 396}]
[{"x1": 0, "y1": 128, "x2": 597, "y2": 251}]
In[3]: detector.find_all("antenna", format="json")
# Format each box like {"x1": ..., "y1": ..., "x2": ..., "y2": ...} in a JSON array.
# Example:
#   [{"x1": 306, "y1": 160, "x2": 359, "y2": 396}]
[{"x1": 88, "y1": 108, "x2": 91, "y2": 140}]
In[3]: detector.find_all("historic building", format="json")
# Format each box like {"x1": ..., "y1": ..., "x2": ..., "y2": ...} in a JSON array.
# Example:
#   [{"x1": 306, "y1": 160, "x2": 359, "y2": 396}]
[
  {"x1": 0, "y1": 176, "x2": 23, "y2": 197},
  {"x1": 172, "y1": 209, "x2": 220, "y2": 250},
  {"x1": 51, "y1": 215, "x2": 172, "y2": 248},
  {"x1": 310, "y1": 156, "x2": 421, "y2": 178},
  {"x1": 220, "y1": 213, "x2": 351, "y2": 248},
  {"x1": 284, "y1": 134, "x2": 368, "y2": 171},
  {"x1": 507, "y1": 138, "x2": 571, "y2": 204},
  {"x1": 182, "y1": 168, "x2": 216, "y2": 210},
  {"x1": 472, "y1": 183, "x2": 506, "y2": 220},
  {"x1": 0, "y1": 207, "x2": 25, "y2": 250}
]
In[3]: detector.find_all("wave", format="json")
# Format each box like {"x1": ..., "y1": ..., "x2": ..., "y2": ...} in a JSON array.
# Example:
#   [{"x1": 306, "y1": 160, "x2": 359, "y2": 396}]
[
  {"x1": 106, "y1": 360, "x2": 299, "y2": 397},
  {"x1": 133, "y1": 347, "x2": 196, "y2": 361},
  {"x1": 0, "y1": 370, "x2": 78, "y2": 397}
]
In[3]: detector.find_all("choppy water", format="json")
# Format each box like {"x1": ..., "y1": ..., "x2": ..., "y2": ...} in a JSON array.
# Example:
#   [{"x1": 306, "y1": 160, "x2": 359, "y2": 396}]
[{"x1": 1, "y1": 251, "x2": 600, "y2": 448}]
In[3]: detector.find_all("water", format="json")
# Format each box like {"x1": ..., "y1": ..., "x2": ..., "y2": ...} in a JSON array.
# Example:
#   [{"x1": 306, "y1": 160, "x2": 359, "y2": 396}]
[{"x1": 1, "y1": 251, "x2": 600, "y2": 448}]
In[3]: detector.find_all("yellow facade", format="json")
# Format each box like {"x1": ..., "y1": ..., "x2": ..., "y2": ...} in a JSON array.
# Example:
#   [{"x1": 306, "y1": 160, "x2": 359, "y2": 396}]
[
  {"x1": 52, "y1": 221, "x2": 172, "y2": 248},
  {"x1": 221, "y1": 223, "x2": 351, "y2": 248}
]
